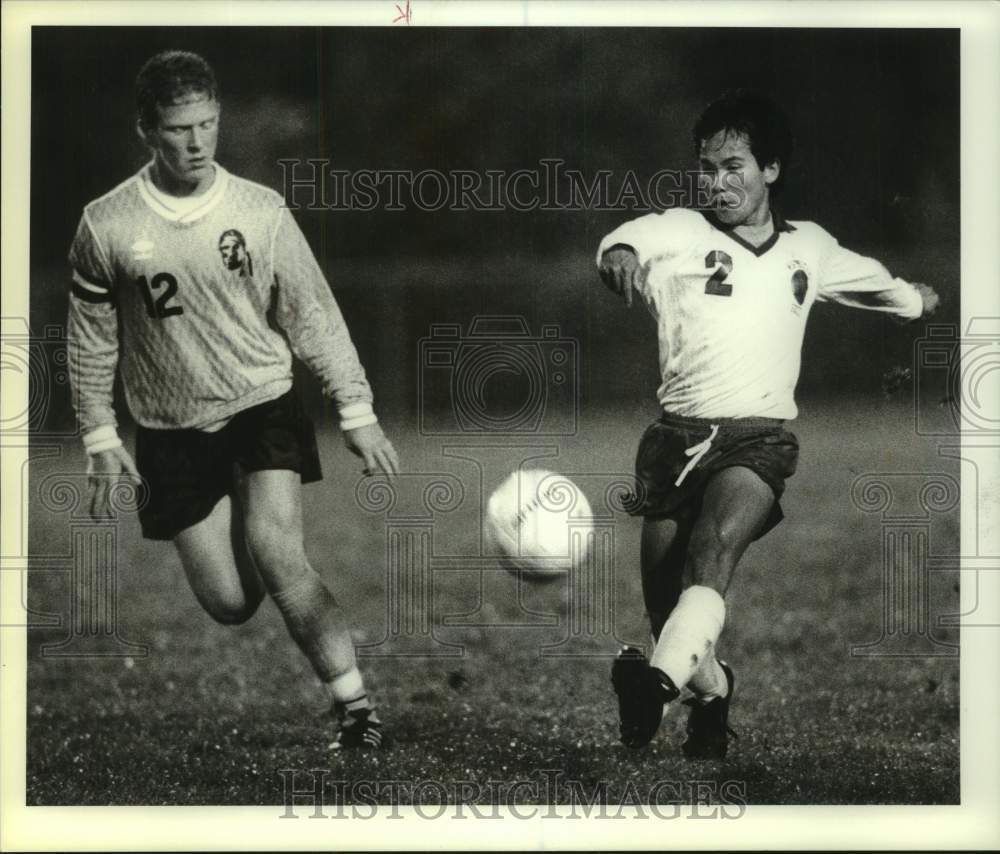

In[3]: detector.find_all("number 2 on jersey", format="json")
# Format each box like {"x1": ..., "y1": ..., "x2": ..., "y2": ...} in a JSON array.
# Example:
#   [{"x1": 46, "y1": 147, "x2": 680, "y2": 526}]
[
  {"x1": 136, "y1": 273, "x2": 184, "y2": 319},
  {"x1": 704, "y1": 250, "x2": 734, "y2": 297}
]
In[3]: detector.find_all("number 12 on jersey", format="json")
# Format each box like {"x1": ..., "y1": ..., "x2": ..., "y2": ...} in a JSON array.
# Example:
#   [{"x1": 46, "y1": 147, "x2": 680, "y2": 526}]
[{"x1": 136, "y1": 273, "x2": 184, "y2": 319}]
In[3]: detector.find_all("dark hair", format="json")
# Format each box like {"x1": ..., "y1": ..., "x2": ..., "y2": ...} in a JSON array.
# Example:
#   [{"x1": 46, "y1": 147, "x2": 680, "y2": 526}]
[
  {"x1": 136, "y1": 50, "x2": 218, "y2": 130},
  {"x1": 693, "y1": 89, "x2": 793, "y2": 193}
]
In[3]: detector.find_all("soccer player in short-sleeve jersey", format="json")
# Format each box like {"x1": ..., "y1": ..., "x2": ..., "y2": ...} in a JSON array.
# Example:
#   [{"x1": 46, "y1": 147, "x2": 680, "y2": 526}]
[
  {"x1": 596, "y1": 90, "x2": 939, "y2": 758},
  {"x1": 67, "y1": 51, "x2": 398, "y2": 750}
]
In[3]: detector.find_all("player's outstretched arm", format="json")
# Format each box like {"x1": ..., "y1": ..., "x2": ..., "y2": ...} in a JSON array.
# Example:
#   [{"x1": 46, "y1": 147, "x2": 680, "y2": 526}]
[
  {"x1": 815, "y1": 230, "x2": 942, "y2": 323},
  {"x1": 598, "y1": 244, "x2": 641, "y2": 307},
  {"x1": 87, "y1": 445, "x2": 142, "y2": 521},
  {"x1": 596, "y1": 209, "x2": 691, "y2": 310},
  {"x1": 343, "y1": 422, "x2": 400, "y2": 478}
]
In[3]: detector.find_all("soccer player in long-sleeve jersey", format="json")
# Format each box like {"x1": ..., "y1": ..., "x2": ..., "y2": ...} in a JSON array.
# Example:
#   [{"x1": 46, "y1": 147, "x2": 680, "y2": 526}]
[
  {"x1": 597, "y1": 90, "x2": 939, "y2": 758},
  {"x1": 68, "y1": 51, "x2": 398, "y2": 750}
]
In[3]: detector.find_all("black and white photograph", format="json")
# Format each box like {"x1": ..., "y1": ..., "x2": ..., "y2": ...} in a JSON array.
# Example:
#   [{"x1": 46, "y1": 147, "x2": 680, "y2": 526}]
[{"x1": 2, "y1": 1, "x2": 998, "y2": 850}]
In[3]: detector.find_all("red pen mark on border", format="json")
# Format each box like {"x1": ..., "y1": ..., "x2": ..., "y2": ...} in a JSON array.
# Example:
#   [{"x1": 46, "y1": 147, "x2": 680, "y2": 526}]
[{"x1": 393, "y1": 0, "x2": 412, "y2": 24}]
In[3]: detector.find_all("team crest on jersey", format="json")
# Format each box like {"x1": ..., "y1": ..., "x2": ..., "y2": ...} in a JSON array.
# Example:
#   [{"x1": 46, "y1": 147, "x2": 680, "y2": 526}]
[
  {"x1": 218, "y1": 229, "x2": 254, "y2": 278},
  {"x1": 787, "y1": 260, "x2": 810, "y2": 309},
  {"x1": 131, "y1": 238, "x2": 154, "y2": 262}
]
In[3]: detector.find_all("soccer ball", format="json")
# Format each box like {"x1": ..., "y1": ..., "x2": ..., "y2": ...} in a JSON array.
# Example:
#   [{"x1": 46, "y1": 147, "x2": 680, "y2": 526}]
[{"x1": 486, "y1": 469, "x2": 593, "y2": 581}]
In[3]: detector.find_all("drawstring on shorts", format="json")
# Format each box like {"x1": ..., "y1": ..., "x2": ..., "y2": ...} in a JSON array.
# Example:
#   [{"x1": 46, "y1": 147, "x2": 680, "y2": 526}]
[{"x1": 674, "y1": 425, "x2": 719, "y2": 486}]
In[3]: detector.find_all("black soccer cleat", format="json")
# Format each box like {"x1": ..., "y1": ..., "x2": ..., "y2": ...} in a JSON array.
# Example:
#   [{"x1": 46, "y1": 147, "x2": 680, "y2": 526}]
[
  {"x1": 681, "y1": 659, "x2": 736, "y2": 760},
  {"x1": 611, "y1": 645, "x2": 680, "y2": 749},
  {"x1": 330, "y1": 704, "x2": 385, "y2": 751}
]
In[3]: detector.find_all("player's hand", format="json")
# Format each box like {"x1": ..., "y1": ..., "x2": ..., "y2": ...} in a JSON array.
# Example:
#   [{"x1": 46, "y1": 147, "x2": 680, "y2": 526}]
[
  {"x1": 913, "y1": 282, "x2": 940, "y2": 317},
  {"x1": 344, "y1": 422, "x2": 400, "y2": 479},
  {"x1": 598, "y1": 244, "x2": 641, "y2": 307},
  {"x1": 86, "y1": 446, "x2": 142, "y2": 521}
]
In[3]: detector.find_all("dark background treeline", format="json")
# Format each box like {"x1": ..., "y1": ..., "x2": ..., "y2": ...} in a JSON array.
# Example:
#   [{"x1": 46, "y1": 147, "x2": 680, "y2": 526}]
[{"x1": 30, "y1": 27, "x2": 959, "y2": 428}]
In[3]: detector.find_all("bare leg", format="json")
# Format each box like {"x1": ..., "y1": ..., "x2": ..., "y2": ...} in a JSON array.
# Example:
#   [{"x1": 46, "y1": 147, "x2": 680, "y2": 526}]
[
  {"x1": 237, "y1": 469, "x2": 358, "y2": 683},
  {"x1": 685, "y1": 466, "x2": 775, "y2": 595},
  {"x1": 640, "y1": 514, "x2": 693, "y2": 641},
  {"x1": 173, "y1": 494, "x2": 265, "y2": 624},
  {"x1": 651, "y1": 466, "x2": 775, "y2": 689}
]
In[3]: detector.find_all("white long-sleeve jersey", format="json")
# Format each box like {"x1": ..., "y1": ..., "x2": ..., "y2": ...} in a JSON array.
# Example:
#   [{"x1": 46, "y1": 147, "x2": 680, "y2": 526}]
[
  {"x1": 67, "y1": 163, "x2": 373, "y2": 433},
  {"x1": 597, "y1": 208, "x2": 923, "y2": 420}
]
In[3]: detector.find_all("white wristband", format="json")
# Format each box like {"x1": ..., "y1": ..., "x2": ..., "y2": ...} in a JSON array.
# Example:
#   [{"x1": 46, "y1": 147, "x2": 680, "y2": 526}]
[
  {"x1": 340, "y1": 413, "x2": 379, "y2": 432},
  {"x1": 82, "y1": 424, "x2": 123, "y2": 456},
  {"x1": 338, "y1": 401, "x2": 377, "y2": 432}
]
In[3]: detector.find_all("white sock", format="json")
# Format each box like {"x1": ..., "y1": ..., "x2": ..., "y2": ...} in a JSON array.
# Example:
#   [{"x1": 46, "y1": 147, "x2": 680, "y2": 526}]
[
  {"x1": 324, "y1": 667, "x2": 368, "y2": 712},
  {"x1": 649, "y1": 585, "x2": 725, "y2": 690},
  {"x1": 688, "y1": 656, "x2": 729, "y2": 704}
]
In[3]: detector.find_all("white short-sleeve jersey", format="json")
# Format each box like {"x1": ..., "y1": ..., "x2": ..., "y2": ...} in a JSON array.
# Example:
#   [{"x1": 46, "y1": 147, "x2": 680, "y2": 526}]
[{"x1": 597, "y1": 208, "x2": 922, "y2": 420}]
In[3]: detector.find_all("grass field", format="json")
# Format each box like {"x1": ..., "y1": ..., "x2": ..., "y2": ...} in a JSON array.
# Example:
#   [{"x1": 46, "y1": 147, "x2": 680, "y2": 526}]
[{"x1": 25, "y1": 398, "x2": 960, "y2": 806}]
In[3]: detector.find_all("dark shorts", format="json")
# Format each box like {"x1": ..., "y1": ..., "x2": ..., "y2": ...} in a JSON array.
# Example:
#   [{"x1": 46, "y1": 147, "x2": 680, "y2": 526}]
[
  {"x1": 629, "y1": 412, "x2": 799, "y2": 538},
  {"x1": 135, "y1": 389, "x2": 322, "y2": 541}
]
